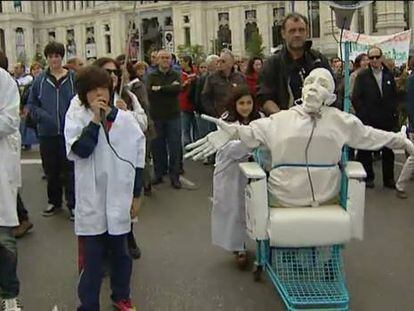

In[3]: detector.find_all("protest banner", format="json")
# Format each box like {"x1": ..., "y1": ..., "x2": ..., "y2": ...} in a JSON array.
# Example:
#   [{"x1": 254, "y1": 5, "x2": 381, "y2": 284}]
[{"x1": 340, "y1": 30, "x2": 411, "y2": 66}]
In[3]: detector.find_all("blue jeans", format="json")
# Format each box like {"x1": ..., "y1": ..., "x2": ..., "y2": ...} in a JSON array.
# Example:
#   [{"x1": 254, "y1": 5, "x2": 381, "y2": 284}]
[
  {"x1": 181, "y1": 111, "x2": 199, "y2": 147},
  {"x1": 0, "y1": 227, "x2": 19, "y2": 299},
  {"x1": 151, "y1": 117, "x2": 182, "y2": 181},
  {"x1": 77, "y1": 233, "x2": 132, "y2": 311}
]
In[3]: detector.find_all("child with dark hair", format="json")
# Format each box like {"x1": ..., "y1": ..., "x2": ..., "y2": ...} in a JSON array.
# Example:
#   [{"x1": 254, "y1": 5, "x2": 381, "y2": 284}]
[
  {"x1": 212, "y1": 86, "x2": 262, "y2": 269},
  {"x1": 65, "y1": 65, "x2": 145, "y2": 310}
]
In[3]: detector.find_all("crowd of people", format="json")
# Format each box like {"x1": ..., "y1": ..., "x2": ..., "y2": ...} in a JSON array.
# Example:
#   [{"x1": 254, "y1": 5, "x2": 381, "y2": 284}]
[{"x1": 1, "y1": 11, "x2": 414, "y2": 311}]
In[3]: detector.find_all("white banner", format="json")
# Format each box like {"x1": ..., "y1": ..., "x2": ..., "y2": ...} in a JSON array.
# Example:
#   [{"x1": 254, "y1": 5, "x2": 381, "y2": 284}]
[{"x1": 340, "y1": 30, "x2": 412, "y2": 67}]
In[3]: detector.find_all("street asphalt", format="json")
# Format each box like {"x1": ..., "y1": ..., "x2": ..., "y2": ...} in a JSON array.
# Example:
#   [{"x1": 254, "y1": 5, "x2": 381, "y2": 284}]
[{"x1": 16, "y1": 149, "x2": 414, "y2": 311}]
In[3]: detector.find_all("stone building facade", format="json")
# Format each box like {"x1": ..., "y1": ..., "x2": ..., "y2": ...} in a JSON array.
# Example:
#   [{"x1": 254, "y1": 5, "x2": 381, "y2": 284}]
[{"x1": 0, "y1": 1, "x2": 413, "y2": 69}]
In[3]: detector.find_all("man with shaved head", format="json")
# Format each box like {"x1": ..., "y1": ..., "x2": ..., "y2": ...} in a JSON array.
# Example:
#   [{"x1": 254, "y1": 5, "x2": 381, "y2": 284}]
[{"x1": 146, "y1": 50, "x2": 183, "y2": 189}]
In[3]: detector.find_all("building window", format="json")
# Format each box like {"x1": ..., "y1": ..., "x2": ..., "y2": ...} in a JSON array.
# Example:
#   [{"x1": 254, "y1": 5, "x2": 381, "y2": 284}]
[
  {"x1": 66, "y1": 29, "x2": 76, "y2": 58},
  {"x1": 184, "y1": 27, "x2": 191, "y2": 46},
  {"x1": 404, "y1": 0, "x2": 410, "y2": 30},
  {"x1": 0, "y1": 29, "x2": 5, "y2": 53},
  {"x1": 54, "y1": 0, "x2": 57, "y2": 13},
  {"x1": 86, "y1": 1, "x2": 90, "y2": 8},
  {"x1": 357, "y1": 8, "x2": 365, "y2": 33},
  {"x1": 105, "y1": 35, "x2": 111, "y2": 54},
  {"x1": 66, "y1": 1, "x2": 70, "y2": 10},
  {"x1": 272, "y1": 6, "x2": 285, "y2": 47},
  {"x1": 217, "y1": 12, "x2": 232, "y2": 50},
  {"x1": 14, "y1": 1, "x2": 22, "y2": 12},
  {"x1": 0, "y1": 1, "x2": 3, "y2": 13},
  {"x1": 73, "y1": 1, "x2": 76, "y2": 10},
  {"x1": 372, "y1": 1, "x2": 378, "y2": 33},
  {"x1": 183, "y1": 15, "x2": 190, "y2": 23},
  {"x1": 81, "y1": 1, "x2": 84, "y2": 9},
  {"x1": 307, "y1": 1, "x2": 320, "y2": 38},
  {"x1": 48, "y1": 31, "x2": 56, "y2": 42},
  {"x1": 245, "y1": 10, "x2": 259, "y2": 50},
  {"x1": 61, "y1": 1, "x2": 64, "y2": 11},
  {"x1": 15, "y1": 28, "x2": 25, "y2": 62}
]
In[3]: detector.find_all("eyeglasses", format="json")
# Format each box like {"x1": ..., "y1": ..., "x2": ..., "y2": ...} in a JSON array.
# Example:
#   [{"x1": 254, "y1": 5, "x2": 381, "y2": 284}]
[
  {"x1": 368, "y1": 55, "x2": 381, "y2": 60},
  {"x1": 105, "y1": 68, "x2": 120, "y2": 75}
]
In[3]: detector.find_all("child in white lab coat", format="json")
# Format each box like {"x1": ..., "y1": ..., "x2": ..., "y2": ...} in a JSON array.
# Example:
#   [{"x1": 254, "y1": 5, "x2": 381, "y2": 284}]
[
  {"x1": 64, "y1": 65, "x2": 145, "y2": 311},
  {"x1": 211, "y1": 86, "x2": 261, "y2": 269}
]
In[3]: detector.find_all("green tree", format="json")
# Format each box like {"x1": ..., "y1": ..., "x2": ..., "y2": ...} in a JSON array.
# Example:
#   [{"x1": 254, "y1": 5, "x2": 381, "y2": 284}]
[
  {"x1": 245, "y1": 31, "x2": 265, "y2": 58},
  {"x1": 176, "y1": 44, "x2": 206, "y2": 66}
]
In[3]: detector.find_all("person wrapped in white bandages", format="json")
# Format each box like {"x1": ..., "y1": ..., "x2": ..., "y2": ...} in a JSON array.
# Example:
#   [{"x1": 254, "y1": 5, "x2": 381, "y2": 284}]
[{"x1": 185, "y1": 68, "x2": 414, "y2": 207}]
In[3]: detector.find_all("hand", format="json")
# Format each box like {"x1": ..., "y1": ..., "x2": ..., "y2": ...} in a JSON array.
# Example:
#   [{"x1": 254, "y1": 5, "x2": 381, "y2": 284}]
[
  {"x1": 116, "y1": 99, "x2": 128, "y2": 111},
  {"x1": 20, "y1": 107, "x2": 29, "y2": 118},
  {"x1": 90, "y1": 97, "x2": 109, "y2": 123},
  {"x1": 151, "y1": 85, "x2": 161, "y2": 91},
  {"x1": 184, "y1": 114, "x2": 237, "y2": 160},
  {"x1": 130, "y1": 197, "x2": 141, "y2": 219}
]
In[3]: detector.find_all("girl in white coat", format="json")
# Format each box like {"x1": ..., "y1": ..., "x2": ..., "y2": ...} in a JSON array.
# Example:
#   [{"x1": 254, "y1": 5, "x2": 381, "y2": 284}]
[
  {"x1": 64, "y1": 66, "x2": 145, "y2": 310},
  {"x1": 212, "y1": 87, "x2": 261, "y2": 269},
  {"x1": 0, "y1": 67, "x2": 23, "y2": 311}
]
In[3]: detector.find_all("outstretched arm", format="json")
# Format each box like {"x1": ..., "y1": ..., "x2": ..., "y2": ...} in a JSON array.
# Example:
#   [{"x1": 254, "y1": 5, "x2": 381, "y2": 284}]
[{"x1": 184, "y1": 114, "x2": 269, "y2": 160}]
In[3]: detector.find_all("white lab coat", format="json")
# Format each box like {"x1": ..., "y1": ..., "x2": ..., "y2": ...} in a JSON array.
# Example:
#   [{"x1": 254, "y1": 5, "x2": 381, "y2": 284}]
[
  {"x1": 114, "y1": 91, "x2": 148, "y2": 132},
  {"x1": 64, "y1": 95, "x2": 145, "y2": 236},
  {"x1": 236, "y1": 106, "x2": 409, "y2": 207},
  {"x1": 212, "y1": 140, "x2": 250, "y2": 251},
  {"x1": 0, "y1": 68, "x2": 21, "y2": 227}
]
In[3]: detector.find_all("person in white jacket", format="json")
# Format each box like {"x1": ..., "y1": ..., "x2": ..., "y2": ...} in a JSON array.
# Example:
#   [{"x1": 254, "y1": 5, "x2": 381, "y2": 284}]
[
  {"x1": 211, "y1": 87, "x2": 262, "y2": 269},
  {"x1": 65, "y1": 66, "x2": 145, "y2": 310},
  {"x1": 0, "y1": 67, "x2": 23, "y2": 311},
  {"x1": 186, "y1": 68, "x2": 414, "y2": 208}
]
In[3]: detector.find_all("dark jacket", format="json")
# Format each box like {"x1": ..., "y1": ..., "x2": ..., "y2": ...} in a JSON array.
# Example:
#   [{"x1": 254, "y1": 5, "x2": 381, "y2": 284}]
[
  {"x1": 352, "y1": 66, "x2": 398, "y2": 131},
  {"x1": 201, "y1": 70, "x2": 246, "y2": 117},
  {"x1": 405, "y1": 74, "x2": 414, "y2": 129},
  {"x1": 256, "y1": 43, "x2": 331, "y2": 111},
  {"x1": 147, "y1": 68, "x2": 182, "y2": 121},
  {"x1": 28, "y1": 69, "x2": 76, "y2": 137},
  {"x1": 193, "y1": 72, "x2": 208, "y2": 114},
  {"x1": 128, "y1": 78, "x2": 156, "y2": 139}
]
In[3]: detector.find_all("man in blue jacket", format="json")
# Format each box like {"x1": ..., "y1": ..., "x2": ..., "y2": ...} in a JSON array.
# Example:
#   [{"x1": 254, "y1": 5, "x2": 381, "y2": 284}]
[{"x1": 28, "y1": 41, "x2": 76, "y2": 219}]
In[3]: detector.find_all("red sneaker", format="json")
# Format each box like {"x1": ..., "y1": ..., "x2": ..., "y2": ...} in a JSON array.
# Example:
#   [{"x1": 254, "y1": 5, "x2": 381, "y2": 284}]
[{"x1": 113, "y1": 299, "x2": 136, "y2": 311}]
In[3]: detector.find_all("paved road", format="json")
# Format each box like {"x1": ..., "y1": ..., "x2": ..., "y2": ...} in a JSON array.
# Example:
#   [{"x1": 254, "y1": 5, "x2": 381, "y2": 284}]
[{"x1": 17, "y1": 150, "x2": 414, "y2": 310}]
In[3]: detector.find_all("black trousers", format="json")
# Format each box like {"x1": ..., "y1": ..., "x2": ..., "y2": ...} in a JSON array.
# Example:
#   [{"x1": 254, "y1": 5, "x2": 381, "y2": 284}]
[
  {"x1": 356, "y1": 147, "x2": 395, "y2": 183},
  {"x1": 39, "y1": 136, "x2": 75, "y2": 210}
]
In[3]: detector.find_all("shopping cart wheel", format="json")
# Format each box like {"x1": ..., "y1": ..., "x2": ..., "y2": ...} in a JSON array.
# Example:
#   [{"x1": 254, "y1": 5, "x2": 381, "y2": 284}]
[{"x1": 253, "y1": 264, "x2": 263, "y2": 282}]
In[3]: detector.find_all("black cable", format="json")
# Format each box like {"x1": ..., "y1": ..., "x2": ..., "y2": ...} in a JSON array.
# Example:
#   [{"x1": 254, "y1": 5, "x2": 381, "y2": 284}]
[{"x1": 101, "y1": 121, "x2": 136, "y2": 171}]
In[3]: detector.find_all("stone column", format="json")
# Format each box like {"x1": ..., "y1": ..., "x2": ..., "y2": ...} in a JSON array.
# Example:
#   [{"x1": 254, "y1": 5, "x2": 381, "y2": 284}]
[
  {"x1": 74, "y1": 24, "x2": 85, "y2": 60},
  {"x1": 257, "y1": 3, "x2": 271, "y2": 55},
  {"x1": 4, "y1": 27, "x2": 16, "y2": 69},
  {"x1": 205, "y1": 8, "x2": 217, "y2": 55},
  {"x1": 229, "y1": 6, "x2": 243, "y2": 56},
  {"x1": 25, "y1": 25, "x2": 34, "y2": 65},
  {"x1": 376, "y1": 1, "x2": 405, "y2": 35}
]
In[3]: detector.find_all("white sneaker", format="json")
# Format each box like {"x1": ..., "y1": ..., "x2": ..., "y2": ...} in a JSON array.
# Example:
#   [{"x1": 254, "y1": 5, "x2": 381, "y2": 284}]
[{"x1": 1, "y1": 298, "x2": 23, "y2": 311}]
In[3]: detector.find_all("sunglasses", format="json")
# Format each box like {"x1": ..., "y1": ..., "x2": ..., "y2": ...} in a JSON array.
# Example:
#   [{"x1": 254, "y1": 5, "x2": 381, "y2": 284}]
[
  {"x1": 105, "y1": 68, "x2": 120, "y2": 75},
  {"x1": 368, "y1": 55, "x2": 381, "y2": 60}
]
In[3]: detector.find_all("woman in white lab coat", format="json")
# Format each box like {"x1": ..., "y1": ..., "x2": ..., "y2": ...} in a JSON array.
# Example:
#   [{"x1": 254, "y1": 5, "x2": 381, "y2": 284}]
[
  {"x1": 0, "y1": 67, "x2": 23, "y2": 310},
  {"x1": 64, "y1": 65, "x2": 145, "y2": 310},
  {"x1": 211, "y1": 87, "x2": 261, "y2": 269}
]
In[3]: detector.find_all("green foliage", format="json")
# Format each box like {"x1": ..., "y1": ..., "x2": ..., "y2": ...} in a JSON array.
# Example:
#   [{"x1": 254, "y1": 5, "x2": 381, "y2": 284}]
[
  {"x1": 176, "y1": 44, "x2": 206, "y2": 66},
  {"x1": 245, "y1": 31, "x2": 265, "y2": 58}
]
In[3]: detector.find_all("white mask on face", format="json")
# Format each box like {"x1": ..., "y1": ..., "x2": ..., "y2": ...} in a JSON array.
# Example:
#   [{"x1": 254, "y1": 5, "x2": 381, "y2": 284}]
[{"x1": 301, "y1": 68, "x2": 336, "y2": 114}]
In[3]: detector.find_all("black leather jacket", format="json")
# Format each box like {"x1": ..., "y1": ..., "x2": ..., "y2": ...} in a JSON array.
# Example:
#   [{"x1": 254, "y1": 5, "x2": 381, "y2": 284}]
[{"x1": 257, "y1": 43, "x2": 332, "y2": 112}]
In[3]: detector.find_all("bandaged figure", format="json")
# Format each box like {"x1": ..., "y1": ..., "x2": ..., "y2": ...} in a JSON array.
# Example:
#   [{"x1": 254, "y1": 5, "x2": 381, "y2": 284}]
[{"x1": 186, "y1": 68, "x2": 414, "y2": 207}]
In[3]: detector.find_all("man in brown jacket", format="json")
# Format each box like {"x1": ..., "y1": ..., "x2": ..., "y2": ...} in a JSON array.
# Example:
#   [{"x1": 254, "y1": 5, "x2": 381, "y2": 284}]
[{"x1": 201, "y1": 49, "x2": 246, "y2": 118}]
